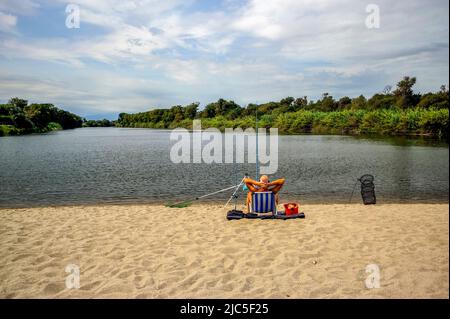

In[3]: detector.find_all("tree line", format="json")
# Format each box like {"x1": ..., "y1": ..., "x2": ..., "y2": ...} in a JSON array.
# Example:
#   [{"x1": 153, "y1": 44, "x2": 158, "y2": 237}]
[
  {"x1": 117, "y1": 76, "x2": 448, "y2": 138},
  {"x1": 2, "y1": 76, "x2": 448, "y2": 138},
  {"x1": 82, "y1": 119, "x2": 115, "y2": 127},
  {"x1": 0, "y1": 98, "x2": 118, "y2": 136},
  {"x1": 0, "y1": 98, "x2": 84, "y2": 136}
]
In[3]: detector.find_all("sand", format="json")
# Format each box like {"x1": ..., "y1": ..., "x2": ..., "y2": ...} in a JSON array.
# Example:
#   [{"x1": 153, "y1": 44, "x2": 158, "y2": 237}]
[{"x1": 0, "y1": 203, "x2": 448, "y2": 298}]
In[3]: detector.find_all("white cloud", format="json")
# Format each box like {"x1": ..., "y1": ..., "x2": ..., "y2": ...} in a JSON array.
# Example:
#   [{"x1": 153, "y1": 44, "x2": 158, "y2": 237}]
[
  {"x1": 232, "y1": 0, "x2": 342, "y2": 40},
  {"x1": 0, "y1": 0, "x2": 448, "y2": 116},
  {"x1": 0, "y1": 0, "x2": 39, "y2": 15},
  {"x1": 1, "y1": 39, "x2": 85, "y2": 67},
  {"x1": 0, "y1": 11, "x2": 17, "y2": 33},
  {"x1": 0, "y1": 66, "x2": 170, "y2": 115}
]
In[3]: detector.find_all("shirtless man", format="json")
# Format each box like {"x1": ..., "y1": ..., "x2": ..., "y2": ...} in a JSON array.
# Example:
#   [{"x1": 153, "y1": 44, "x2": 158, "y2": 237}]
[{"x1": 244, "y1": 175, "x2": 285, "y2": 213}]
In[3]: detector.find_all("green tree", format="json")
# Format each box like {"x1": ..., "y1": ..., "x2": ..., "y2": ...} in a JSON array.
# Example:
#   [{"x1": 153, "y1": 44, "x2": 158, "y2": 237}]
[
  {"x1": 280, "y1": 97, "x2": 295, "y2": 106},
  {"x1": 13, "y1": 113, "x2": 34, "y2": 130},
  {"x1": 293, "y1": 96, "x2": 308, "y2": 110},
  {"x1": 24, "y1": 103, "x2": 58, "y2": 128},
  {"x1": 242, "y1": 103, "x2": 258, "y2": 116},
  {"x1": 393, "y1": 76, "x2": 417, "y2": 109},
  {"x1": 417, "y1": 90, "x2": 449, "y2": 109},
  {"x1": 317, "y1": 93, "x2": 337, "y2": 112},
  {"x1": 56, "y1": 109, "x2": 83, "y2": 129},
  {"x1": 184, "y1": 102, "x2": 199, "y2": 120},
  {"x1": 337, "y1": 96, "x2": 352, "y2": 110},
  {"x1": 8, "y1": 97, "x2": 28, "y2": 109},
  {"x1": 367, "y1": 94, "x2": 396, "y2": 110},
  {"x1": 351, "y1": 95, "x2": 367, "y2": 110},
  {"x1": 201, "y1": 103, "x2": 216, "y2": 118}
]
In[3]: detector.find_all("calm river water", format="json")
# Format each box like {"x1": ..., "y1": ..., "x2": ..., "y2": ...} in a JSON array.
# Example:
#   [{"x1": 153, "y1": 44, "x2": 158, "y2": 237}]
[{"x1": 0, "y1": 128, "x2": 448, "y2": 207}]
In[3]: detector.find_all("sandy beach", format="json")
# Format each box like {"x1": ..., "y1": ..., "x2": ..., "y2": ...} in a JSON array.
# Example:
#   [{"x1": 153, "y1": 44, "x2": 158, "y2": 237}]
[{"x1": 0, "y1": 203, "x2": 448, "y2": 298}]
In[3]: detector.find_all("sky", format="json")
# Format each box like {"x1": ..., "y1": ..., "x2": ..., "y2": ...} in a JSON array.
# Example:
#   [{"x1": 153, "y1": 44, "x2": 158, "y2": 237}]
[{"x1": 0, "y1": 0, "x2": 448, "y2": 120}]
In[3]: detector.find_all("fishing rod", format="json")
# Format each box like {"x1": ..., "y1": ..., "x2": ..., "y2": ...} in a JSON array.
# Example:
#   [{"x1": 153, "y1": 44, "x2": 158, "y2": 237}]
[
  {"x1": 224, "y1": 174, "x2": 248, "y2": 208},
  {"x1": 255, "y1": 108, "x2": 259, "y2": 181},
  {"x1": 168, "y1": 183, "x2": 243, "y2": 208}
]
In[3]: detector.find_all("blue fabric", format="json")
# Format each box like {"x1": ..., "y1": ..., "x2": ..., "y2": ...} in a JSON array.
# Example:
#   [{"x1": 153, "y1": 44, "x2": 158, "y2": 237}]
[{"x1": 252, "y1": 192, "x2": 276, "y2": 213}]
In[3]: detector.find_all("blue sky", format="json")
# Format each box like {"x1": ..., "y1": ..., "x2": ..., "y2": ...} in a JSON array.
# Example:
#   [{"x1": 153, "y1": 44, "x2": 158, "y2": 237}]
[{"x1": 0, "y1": 0, "x2": 448, "y2": 120}]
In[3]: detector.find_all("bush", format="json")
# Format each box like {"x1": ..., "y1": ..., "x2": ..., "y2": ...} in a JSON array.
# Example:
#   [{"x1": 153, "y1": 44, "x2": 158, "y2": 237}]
[
  {"x1": 0, "y1": 125, "x2": 20, "y2": 136},
  {"x1": 13, "y1": 113, "x2": 34, "y2": 130},
  {"x1": 0, "y1": 115, "x2": 14, "y2": 125},
  {"x1": 291, "y1": 111, "x2": 316, "y2": 132},
  {"x1": 47, "y1": 122, "x2": 63, "y2": 131},
  {"x1": 418, "y1": 108, "x2": 449, "y2": 137}
]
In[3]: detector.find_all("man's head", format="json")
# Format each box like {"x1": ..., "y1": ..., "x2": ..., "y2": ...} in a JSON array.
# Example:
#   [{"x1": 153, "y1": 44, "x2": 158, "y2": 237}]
[{"x1": 260, "y1": 175, "x2": 269, "y2": 184}]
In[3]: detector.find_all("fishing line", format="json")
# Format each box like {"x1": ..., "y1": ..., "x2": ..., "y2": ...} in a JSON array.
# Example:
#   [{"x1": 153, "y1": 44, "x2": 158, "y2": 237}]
[
  {"x1": 168, "y1": 183, "x2": 242, "y2": 208},
  {"x1": 348, "y1": 179, "x2": 359, "y2": 204}
]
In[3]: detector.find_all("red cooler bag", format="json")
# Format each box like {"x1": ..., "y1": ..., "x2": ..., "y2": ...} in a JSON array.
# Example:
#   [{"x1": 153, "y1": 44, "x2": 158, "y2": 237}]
[{"x1": 283, "y1": 203, "x2": 299, "y2": 216}]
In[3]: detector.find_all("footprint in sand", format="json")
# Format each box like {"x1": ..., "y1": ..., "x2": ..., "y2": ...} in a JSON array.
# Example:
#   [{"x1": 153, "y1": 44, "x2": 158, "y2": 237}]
[
  {"x1": 43, "y1": 282, "x2": 65, "y2": 295},
  {"x1": 134, "y1": 275, "x2": 147, "y2": 289},
  {"x1": 80, "y1": 280, "x2": 102, "y2": 291},
  {"x1": 34, "y1": 256, "x2": 49, "y2": 264},
  {"x1": 117, "y1": 270, "x2": 132, "y2": 279},
  {"x1": 12, "y1": 253, "x2": 34, "y2": 262}
]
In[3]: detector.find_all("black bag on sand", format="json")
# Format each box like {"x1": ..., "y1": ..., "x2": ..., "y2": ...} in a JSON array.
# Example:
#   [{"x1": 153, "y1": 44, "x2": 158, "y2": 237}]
[
  {"x1": 359, "y1": 174, "x2": 376, "y2": 205},
  {"x1": 226, "y1": 210, "x2": 245, "y2": 220},
  {"x1": 226, "y1": 210, "x2": 306, "y2": 220}
]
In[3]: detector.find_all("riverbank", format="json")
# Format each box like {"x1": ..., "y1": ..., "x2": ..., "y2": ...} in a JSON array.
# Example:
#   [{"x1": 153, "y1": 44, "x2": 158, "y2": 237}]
[
  {"x1": 117, "y1": 108, "x2": 449, "y2": 139},
  {"x1": 0, "y1": 203, "x2": 448, "y2": 298}
]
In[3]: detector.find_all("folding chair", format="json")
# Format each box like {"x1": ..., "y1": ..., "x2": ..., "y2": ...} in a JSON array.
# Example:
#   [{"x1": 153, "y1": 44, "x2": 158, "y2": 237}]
[{"x1": 251, "y1": 191, "x2": 277, "y2": 214}]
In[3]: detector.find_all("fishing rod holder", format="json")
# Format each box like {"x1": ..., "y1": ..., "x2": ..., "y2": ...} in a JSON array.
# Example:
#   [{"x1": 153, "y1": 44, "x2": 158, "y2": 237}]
[{"x1": 224, "y1": 175, "x2": 247, "y2": 208}]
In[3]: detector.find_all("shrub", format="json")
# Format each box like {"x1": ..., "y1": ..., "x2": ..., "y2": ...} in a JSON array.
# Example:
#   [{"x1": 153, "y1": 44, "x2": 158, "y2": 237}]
[{"x1": 46, "y1": 122, "x2": 63, "y2": 131}]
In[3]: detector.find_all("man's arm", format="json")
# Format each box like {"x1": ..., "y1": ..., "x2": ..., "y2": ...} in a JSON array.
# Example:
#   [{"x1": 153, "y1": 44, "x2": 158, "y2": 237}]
[
  {"x1": 268, "y1": 178, "x2": 285, "y2": 186},
  {"x1": 267, "y1": 178, "x2": 285, "y2": 193},
  {"x1": 244, "y1": 178, "x2": 265, "y2": 192}
]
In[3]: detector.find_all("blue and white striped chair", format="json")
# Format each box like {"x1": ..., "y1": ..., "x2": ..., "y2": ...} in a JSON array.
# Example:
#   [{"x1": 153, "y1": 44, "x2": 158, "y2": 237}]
[{"x1": 251, "y1": 191, "x2": 277, "y2": 214}]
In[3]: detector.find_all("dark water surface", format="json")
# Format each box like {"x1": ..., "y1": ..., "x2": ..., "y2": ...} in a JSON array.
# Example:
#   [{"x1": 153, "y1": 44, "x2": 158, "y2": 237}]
[{"x1": 0, "y1": 128, "x2": 448, "y2": 207}]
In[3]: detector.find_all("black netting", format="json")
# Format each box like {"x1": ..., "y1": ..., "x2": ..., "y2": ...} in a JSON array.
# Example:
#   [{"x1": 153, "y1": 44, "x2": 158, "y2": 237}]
[
  {"x1": 359, "y1": 174, "x2": 374, "y2": 184},
  {"x1": 358, "y1": 174, "x2": 376, "y2": 204}
]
